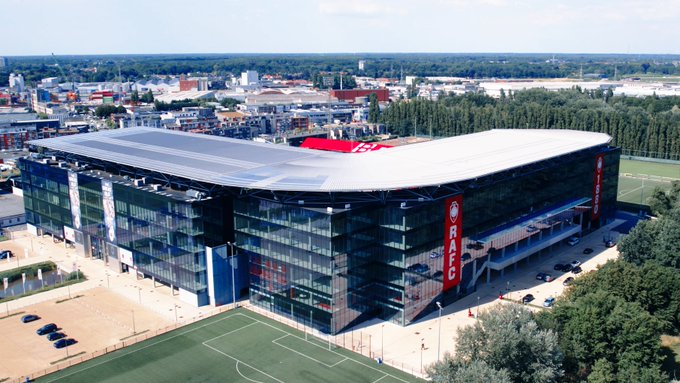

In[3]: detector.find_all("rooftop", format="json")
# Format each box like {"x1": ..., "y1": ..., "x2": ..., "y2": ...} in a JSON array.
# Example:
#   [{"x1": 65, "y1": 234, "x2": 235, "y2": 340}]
[{"x1": 28, "y1": 127, "x2": 611, "y2": 193}]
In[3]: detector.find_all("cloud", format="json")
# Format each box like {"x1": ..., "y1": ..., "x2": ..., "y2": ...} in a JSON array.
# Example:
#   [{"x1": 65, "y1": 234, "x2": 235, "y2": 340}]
[{"x1": 318, "y1": 0, "x2": 405, "y2": 17}]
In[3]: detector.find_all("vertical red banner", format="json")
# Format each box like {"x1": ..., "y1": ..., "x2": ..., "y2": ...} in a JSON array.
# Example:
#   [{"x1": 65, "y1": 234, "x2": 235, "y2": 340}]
[
  {"x1": 443, "y1": 195, "x2": 463, "y2": 292},
  {"x1": 592, "y1": 153, "x2": 605, "y2": 221}
]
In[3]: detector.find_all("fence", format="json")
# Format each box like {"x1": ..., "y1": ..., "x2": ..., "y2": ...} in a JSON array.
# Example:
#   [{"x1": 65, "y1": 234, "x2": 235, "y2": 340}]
[
  {"x1": 245, "y1": 304, "x2": 425, "y2": 380},
  {"x1": 9, "y1": 302, "x2": 238, "y2": 383},
  {"x1": 9, "y1": 301, "x2": 424, "y2": 382}
]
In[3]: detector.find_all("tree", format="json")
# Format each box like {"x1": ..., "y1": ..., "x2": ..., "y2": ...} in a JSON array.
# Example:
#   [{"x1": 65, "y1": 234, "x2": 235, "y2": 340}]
[
  {"x1": 436, "y1": 304, "x2": 563, "y2": 383},
  {"x1": 140, "y1": 89, "x2": 154, "y2": 103},
  {"x1": 427, "y1": 358, "x2": 512, "y2": 383},
  {"x1": 368, "y1": 93, "x2": 380, "y2": 123},
  {"x1": 220, "y1": 97, "x2": 241, "y2": 110},
  {"x1": 95, "y1": 104, "x2": 126, "y2": 119},
  {"x1": 130, "y1": 90, "x2": 139, "y2": 104},
  {"x1": 618, "y1": 220, "x2": 660, "y2": 266}
]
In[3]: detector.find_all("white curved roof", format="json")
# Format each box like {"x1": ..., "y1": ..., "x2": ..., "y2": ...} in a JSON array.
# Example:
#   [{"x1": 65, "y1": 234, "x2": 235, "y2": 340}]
[{"x1": 29, "y1": 127, "x2": 611, "y2": 192}]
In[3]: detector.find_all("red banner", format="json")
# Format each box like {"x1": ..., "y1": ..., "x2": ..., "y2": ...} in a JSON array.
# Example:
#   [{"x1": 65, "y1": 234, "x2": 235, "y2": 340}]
[
  {"x1": 592, "y1": 153, "x2": 605, "y2": 221},
  {"x1": 443, "y1": 195, "x2": 463, "y2": 292}
]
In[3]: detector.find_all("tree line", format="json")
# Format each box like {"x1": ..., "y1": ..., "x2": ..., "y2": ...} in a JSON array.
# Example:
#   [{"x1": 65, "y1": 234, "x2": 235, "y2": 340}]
[
  {"x1": 3, "y1": 53, "x2": 680, "y2": 86},
  {"x1": 380, "y1": 88, "x2": 680, "y2": 160}
]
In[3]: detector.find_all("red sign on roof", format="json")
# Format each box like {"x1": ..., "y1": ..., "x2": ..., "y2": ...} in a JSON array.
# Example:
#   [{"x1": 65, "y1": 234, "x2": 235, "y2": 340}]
[{"x1": 300, "y1": 138, "x2": 391, "y2": 153}]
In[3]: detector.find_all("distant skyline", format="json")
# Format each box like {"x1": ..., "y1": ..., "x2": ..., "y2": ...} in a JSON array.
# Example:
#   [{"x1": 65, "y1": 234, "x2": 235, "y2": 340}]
[{"x1": 2, "y1": 0, "x2": 679, "y2": 56}]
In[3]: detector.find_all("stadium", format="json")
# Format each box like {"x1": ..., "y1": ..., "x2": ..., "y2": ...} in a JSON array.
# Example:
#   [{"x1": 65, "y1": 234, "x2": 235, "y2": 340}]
[{"x1": 19, "y1": 127, "x2": 619, "y2": 334}]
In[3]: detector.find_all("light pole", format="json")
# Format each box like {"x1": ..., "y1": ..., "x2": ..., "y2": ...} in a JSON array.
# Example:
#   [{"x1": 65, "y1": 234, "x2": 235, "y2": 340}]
[
  {"x1": 381, "y1": 324, "x2": 385, "y2": 361},
  {"x1": 436, "y1": 301, "x2": 443, "y2": 362},
  {"x1": 106, "y1": 273, "x2": 110, "y2": 288},
  {"x1": 420, "y1": 337, "x2": 424, "y2": 374},
  {"x1": 138, "y1": 287, "x2": 142, "y2": 304},
  {"x1": 174, "y1": 304, "x2": 178, "y2": 323},
  {"x1": 132, "y1": 310, "x2": 136, "y2": 334},
  {"x1": 227, "y1": 242, "x2": 237, "y2": 307},
  {"x1": 476, "y1": 296, "x2": 480, "y2": 318}
]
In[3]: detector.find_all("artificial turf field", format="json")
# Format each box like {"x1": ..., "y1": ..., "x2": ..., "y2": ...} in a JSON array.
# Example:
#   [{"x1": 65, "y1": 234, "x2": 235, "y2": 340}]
[
  {"x1": 38, "y1": 309, "x2": 421, "y2": 383},
  {"x1": 618, "y1": 158, "x2": 680, "y2": 205}
]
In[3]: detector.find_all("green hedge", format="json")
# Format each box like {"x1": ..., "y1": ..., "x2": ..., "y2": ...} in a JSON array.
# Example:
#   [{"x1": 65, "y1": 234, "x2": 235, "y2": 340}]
[{"x1": 0, "y1": 261, "x2": 58, "y2": 284}]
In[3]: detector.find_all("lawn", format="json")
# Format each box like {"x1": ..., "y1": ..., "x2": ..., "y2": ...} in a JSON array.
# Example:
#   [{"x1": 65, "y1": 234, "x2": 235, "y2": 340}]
[
  {"x1": 38, "y1": 309, "x2": 421, "y2": 383},
  {"x1": 617, "y1": 159, "x2": 680, "y2": 206}
]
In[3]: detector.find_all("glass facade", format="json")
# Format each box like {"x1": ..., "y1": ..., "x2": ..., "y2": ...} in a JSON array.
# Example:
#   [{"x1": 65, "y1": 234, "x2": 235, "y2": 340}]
[
  {"x1": 20, "y1": 144, "x2": 619, "y2": 332},
  {"x1": 19, "y1": 159, "x2": 230, "y2": 296},
  {"x1": 237, "y1": 147, "x2": 620, "y2": 334}
]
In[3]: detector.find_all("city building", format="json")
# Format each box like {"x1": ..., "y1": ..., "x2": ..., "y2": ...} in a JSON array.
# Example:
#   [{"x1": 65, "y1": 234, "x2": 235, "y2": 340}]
[
  {"x1": 331, "y1": 89, "x2": 390, "y2": 103},
  {"x1": 241, "y1": 71, "x2": 259, "y2": 87},
  {"x1": 9, "y1": 73, "x2": 25, "y2": 93},
  {"x1": 21, "y1": 128, "x2": 619, "y2": 334},
  {"x1": 179, "y1": 75, "x2": 209, "y2": 92}
]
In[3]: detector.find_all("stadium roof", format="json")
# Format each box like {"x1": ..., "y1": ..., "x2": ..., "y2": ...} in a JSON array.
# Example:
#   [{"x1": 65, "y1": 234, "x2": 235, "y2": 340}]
[{"x1": 28, "y1": 127, "x2": 611, "y2": 192}]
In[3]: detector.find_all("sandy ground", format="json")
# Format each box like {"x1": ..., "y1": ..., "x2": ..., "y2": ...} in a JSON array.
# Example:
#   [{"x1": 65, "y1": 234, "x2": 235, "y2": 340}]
[
  {"x1": 0, "y1": 288, "x2": 170, "y2": 379},
  {"x1": 0, "y1": 231, "x2": 223, "y2": 381}
]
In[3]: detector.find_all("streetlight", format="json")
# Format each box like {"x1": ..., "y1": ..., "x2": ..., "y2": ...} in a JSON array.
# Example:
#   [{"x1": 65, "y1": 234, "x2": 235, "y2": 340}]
[
  {"x1": 381, "y1": 324, "x2": 385, "y2": 361},
  {"x1": 132, "y1": 310, "x2": 136, "y2": 335},
  {"x1": 227, "y1": 242, "x2": 237, "y2": 307},
  {"x1": 420, "y1": 337, "x2": 424, "y2": 374},
  {"x1": 174, "y1": 304, "x2": 178, "y2": 323},
  {"x1": 138, "y1": 287, "x2": 142, "y2": 304},
  {"x1": 436, "y1": 301, "x2": 443, "y2": 362},
  {"x1": 476, "y1": 296, "x2": 480, "y2": 318}
]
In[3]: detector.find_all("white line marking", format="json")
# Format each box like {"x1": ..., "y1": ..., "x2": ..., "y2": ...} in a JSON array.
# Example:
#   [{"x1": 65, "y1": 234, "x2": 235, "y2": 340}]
[
  {"x1": 42, "y1": 314, "x2": 243, "y2": 383},
  {"x1": 235, "y1": 361, "x2": 267, "y2": 383},
  {"x1": 271, "y1": 337, "x2": 342, "y2": 368},
  {"x1": 618, "y1": 185, "x2": 642, "y2": 198},
  {"x1": 203, "y1": 321, "x2": 258, "y2": 344},
  {"x1": 329, "y1": 357, "x2": 348, "y2": 367},
  {"x1": 372, "y1": 374, "x2": 389, "y2": 383},
  {"x1": 203, "y1": 342, "x2": 285, "y2": 383},
  {"x1": 237, "y1": 312, "x2": 413, "y2": 383}
]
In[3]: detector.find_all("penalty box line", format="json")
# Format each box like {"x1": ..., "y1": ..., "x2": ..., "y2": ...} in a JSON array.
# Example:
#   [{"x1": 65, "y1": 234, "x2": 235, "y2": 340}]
[
  {"x1": 238, "y1": 311, "x2": 413, "y2": 383},
  {"x1": 271, "y1": 334, "x2": 348, "y2": 368}
]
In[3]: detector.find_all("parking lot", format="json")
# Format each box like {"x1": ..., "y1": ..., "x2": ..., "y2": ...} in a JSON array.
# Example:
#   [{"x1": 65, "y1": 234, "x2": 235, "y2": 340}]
[{"x1": 0, "y1": 287, "x2": 170, "y2": 379}]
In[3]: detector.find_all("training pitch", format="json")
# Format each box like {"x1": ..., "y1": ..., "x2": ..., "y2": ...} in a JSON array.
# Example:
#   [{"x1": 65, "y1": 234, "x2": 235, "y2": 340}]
[
  {"x1": 38, "y1": 309, "x2": 421, "y2": 383},
  {"x1": 618, "y1": 159, "x2": 680, "y2": 205}
]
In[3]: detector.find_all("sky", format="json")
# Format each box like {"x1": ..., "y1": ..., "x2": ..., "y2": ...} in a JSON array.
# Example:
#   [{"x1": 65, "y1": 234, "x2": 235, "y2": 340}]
[{"x1": 1, "y1": 0, "x2": 679, "y2": 55}]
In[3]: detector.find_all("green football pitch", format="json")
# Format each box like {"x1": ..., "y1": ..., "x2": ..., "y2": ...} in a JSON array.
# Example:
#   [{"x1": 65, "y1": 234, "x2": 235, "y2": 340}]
[
  {"x1": 618, "y1": 159, "x2": 680, "y2": 205},
  {"x1": 38, "y1": 309, "x2": 421, "y2": 383}
]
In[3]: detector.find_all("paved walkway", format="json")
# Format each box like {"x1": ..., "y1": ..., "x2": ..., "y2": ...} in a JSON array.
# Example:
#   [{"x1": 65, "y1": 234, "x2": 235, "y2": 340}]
[
  {"x1": 339, "y1": 219, "x2": 624, "y2": 377},
  {"x1": 0, "y1": 231, "x2": 219, "y2": 324}
]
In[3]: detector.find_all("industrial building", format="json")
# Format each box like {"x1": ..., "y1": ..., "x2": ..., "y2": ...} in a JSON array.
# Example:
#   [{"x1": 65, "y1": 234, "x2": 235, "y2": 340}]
[{"x1": 20, "y1": 127, "x2": 619, "y2": 334}]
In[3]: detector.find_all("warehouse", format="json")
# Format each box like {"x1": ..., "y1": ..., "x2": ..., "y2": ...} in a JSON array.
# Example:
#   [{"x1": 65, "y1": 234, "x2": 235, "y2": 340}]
[{"x1": 20, "y1": 127, "x2": 619, "y2": 334}]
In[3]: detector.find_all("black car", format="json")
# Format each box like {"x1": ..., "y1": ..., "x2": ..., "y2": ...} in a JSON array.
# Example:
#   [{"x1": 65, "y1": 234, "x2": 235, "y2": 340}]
[
  {"x1": 562, "y1": 264, "x2": 573, "y2": 272},
  {"x1": 553, "y1": 264, "x2": 564, "y2": 271},
  {"x1": 563, "y1": 277, "x2": 574, "y2": 286},
  {"x1": 536, "y1": 272, "x2": 547, "y2": 280},
  {"x1": 0, "y1": 250, "x2": 12, "y2": 259},
  {"x1": 605, "y1": 240, "x2": 616, "y2": 248},
  {"x1": 21, "y1": 314, "x2": 40, "y2": 323},
  {"x1": 53, "y1": 338, "x2": 77, "y2": 349},
  {"x1": 572, "y1": 266, "x2": 583, "y2": 274},
  {"x1": 36, "y1": 323, "x2": 58, "y2": 335},
  {"x1": 47, "y1": 332, "x2": 66, "y2": 341},
  {"x1": 522, "y1": 294, "x2": 535, "y2": 304},
  {"x1": 583, "y1": 248, "x2": 594, "y2": 254}
]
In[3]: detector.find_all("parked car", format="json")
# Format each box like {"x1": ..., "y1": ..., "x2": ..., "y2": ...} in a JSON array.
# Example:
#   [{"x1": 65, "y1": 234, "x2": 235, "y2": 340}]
[
  {"x1": 536, "y1": 272, "x2": 547, "y2": 280},
  {"x1": 583, "y1": 248, "x2": 594, "y2": 254},
  {"x1": 36, "y1": 323, "x2": 58, "y2": 335},
  {"x1": 605, "y1": 240, "x2": 616, "y2": 248},
  {"x1": 570, "y1": 260, "x2": 581, "y2": 268},
  {"x1": 53, "y1": 338, "x2": 77, "y2": 349},
  {"x1": 47, "y1": 332, "x2": 66, "y2": 341},
  {"x1": 543, "y1": 297, "x2": 556, "y2": 307},
  {"x1": 544, "y1": 274, "x2": 555, "y2": 282},
  {"x1": 562, "y1": 264, "x2": 573, "y2": 272},
  {"x1": 522, "y1": 294, "x2": 535, "y2": 304},
  {"x1": 0, "y1": 250, "x2": 12, "y2": 259},
  {"x1": 553, "y1": 264, "x2": 564, "y2": 271},
  {"x1": 21, "y1": 314, "x2": 40, "y2": 323},
  {"x1": 572, "y1": 266, "x2": 583, "y2": 274},
  {"x1": 526, "y1": 225, "x2": 539, "y2": 233},
  {"x1": 563, "y1": 277, "x2": 574, "y2": 286},
  {"x1": 567, "y1": 236, "x2": 580, "y2": 246},
  {"x1": 407, "y1": 263, "x2": 430, "y2": 274}
]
